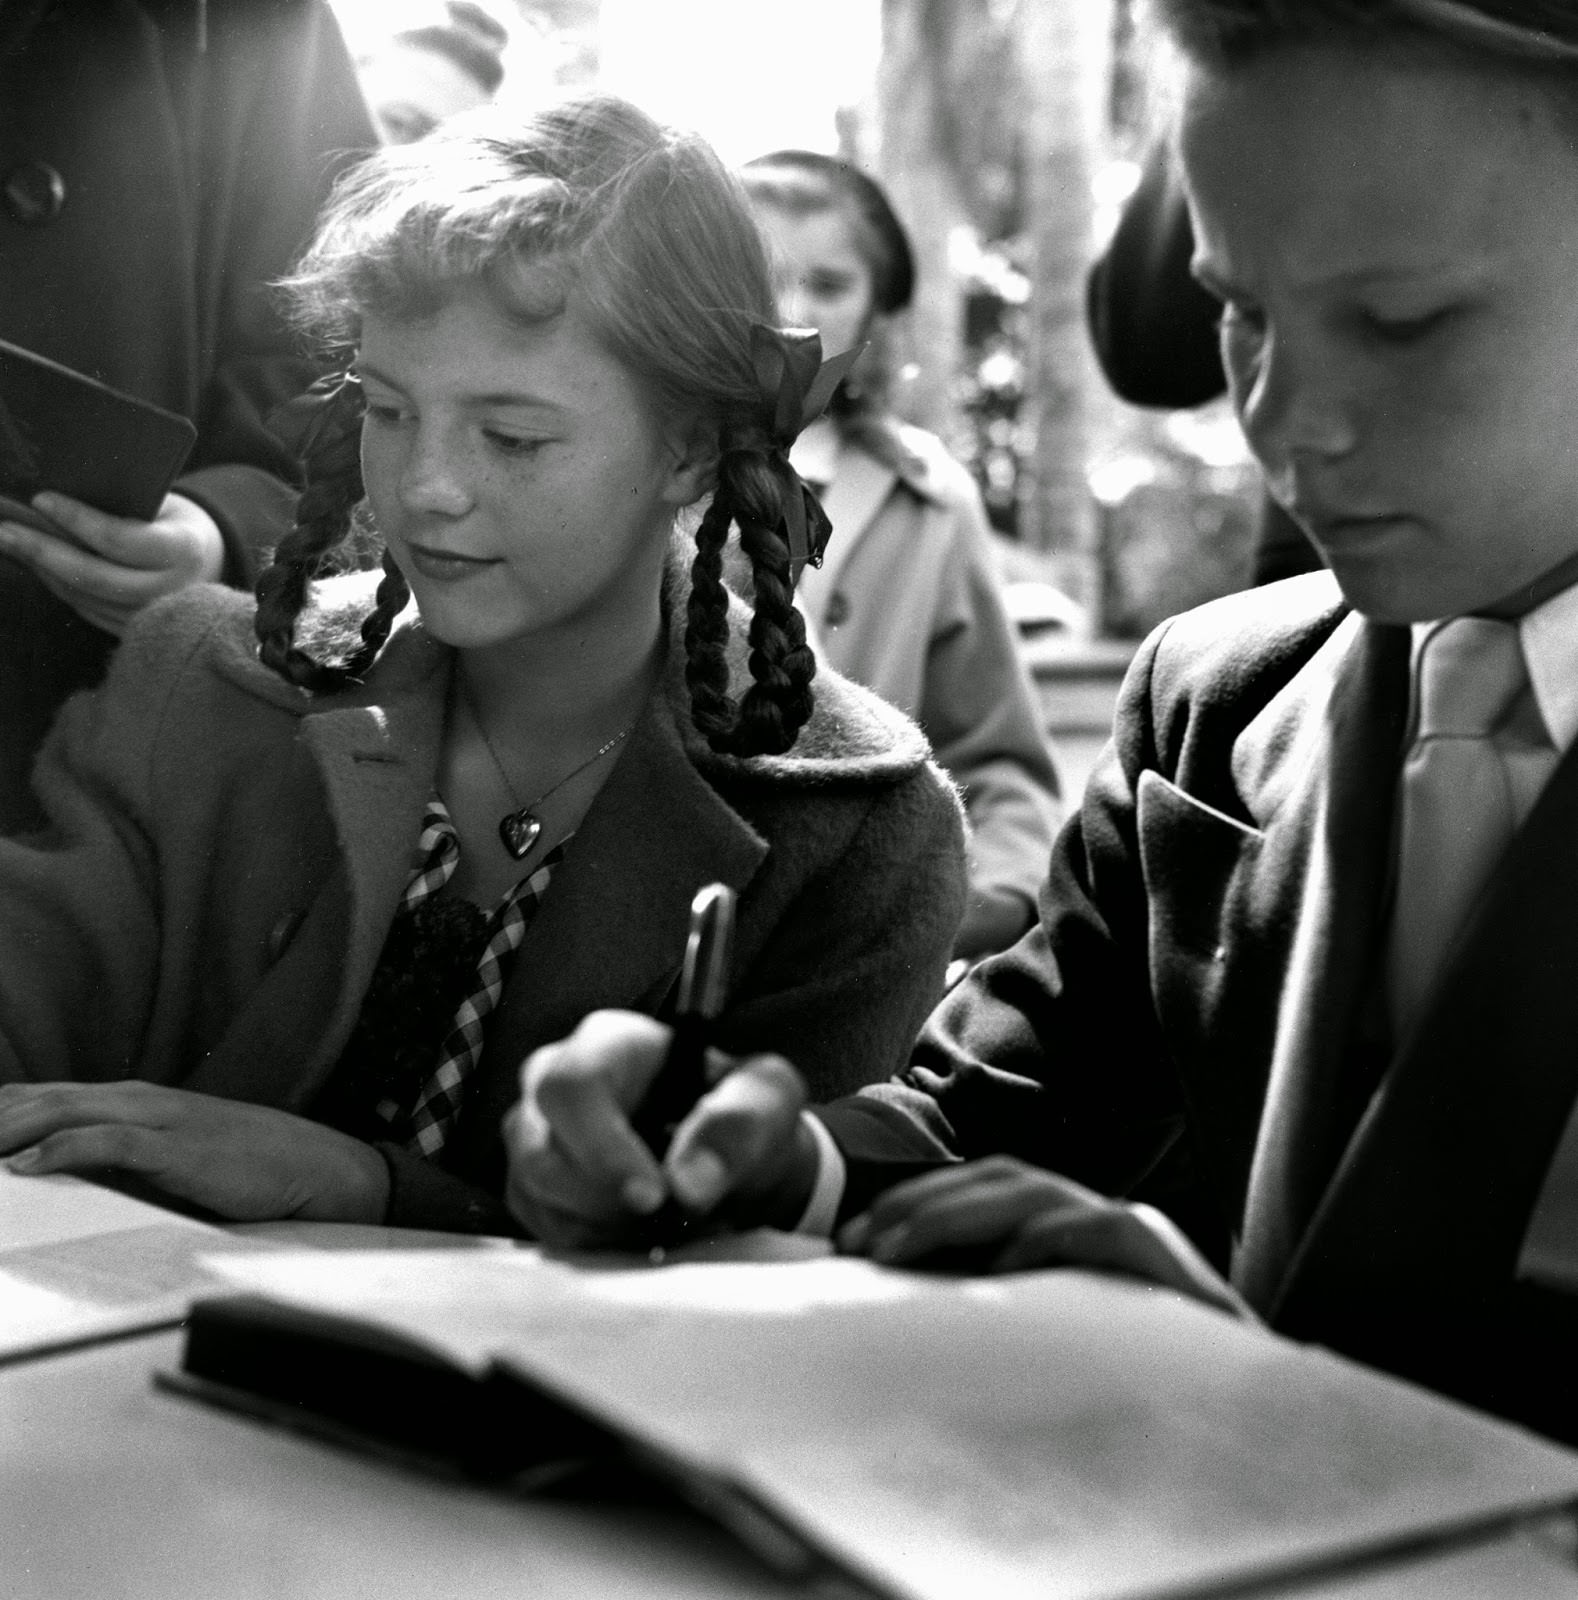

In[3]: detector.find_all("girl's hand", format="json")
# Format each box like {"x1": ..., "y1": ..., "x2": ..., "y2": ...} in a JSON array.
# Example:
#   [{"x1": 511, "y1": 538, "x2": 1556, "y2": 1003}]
[
  {"x1": 839, "y1": 1156, "x2": 1251, "y2": 1318},
  {"x1": 0, "y1": 489, "x2": 224, "y2": 636},
  {"x1": 504, "y1": 1008, "x2": 814, "y2": 1248},
  {"x1": 0, "y1": 1081, "x2": 390, "y2": 1224}
]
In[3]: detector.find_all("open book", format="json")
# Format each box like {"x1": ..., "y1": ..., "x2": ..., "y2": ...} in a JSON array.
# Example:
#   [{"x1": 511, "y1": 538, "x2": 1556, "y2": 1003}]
[
  {"x1": 168, "y1": 1249, "x2": 1578, "y2": 1600},
  {"x1": 0, "y1": 1169, "x2": 248, "y2": 1361}
]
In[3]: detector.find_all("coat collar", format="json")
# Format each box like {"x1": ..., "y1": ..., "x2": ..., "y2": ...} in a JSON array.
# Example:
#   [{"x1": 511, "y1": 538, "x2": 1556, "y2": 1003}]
[{"x1": 792, "y1": 422, "x2": 949, "y2": 618}]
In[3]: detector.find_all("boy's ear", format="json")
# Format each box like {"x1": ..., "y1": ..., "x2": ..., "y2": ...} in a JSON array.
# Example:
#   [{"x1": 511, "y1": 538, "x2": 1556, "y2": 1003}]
[{"x1": 660, "y1": 415, "x2": 720, "y2": 510}]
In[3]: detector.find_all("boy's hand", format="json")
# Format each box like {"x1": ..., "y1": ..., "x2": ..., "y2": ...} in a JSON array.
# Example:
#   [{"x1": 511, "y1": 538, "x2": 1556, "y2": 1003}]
[
  {"x1": 504, "y1": 1009, "x2": 816, "y2": 1248},
  {"x1": 0, "y1": 1081, "x2": 390, "y2": 1223},
  {"x1": 840, "y1": 1156, "x2": 1250, "y2": 1318},
  {"x1": 0, "y1": 489, "x2": 224, "y2": 636}
]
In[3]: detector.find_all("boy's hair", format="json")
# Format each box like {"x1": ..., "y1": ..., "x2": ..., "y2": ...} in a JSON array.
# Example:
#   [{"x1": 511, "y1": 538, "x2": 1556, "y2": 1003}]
[
  {"x1": 258, "y1": 94, "x2": 819, "y2": 759},
  {"x1": 1147, "y1": 0, "x2": 1578, "y2": 68},
  {"x1": 740, "y1": 151, "x2": 921, "y2": 478}
]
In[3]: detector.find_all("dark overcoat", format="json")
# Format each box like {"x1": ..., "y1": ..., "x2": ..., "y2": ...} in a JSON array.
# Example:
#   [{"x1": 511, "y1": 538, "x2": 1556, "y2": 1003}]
[{"x1": 0, "y1": 0, "x2": 375, "y2": 828}]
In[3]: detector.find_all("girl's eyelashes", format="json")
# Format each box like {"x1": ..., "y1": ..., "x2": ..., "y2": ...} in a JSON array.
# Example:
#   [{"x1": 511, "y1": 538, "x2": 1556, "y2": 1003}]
[{"x1": 482, "y1": 428, "x2": 549, "y2": 457}]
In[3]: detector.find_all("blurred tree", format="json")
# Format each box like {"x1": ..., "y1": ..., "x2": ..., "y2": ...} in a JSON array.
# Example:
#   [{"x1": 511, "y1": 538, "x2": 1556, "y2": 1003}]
[{"x1": 873, "y1": 0, "x2": 1114, "y2": 613}]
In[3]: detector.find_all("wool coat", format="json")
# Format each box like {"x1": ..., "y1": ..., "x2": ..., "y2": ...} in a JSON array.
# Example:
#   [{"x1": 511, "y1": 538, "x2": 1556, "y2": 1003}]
[
  {"x1": 0, "y1": 0, "x2": 376, "y2": 831},
  {"x1": 818, "y1": 570, "x2": 1578, "y2": 1440},
  {"x1": 794, "y1": 423, "x2": 1062, "y2": 929},
  {"x1": 0, "y1": 573, "x2": 967, "y2": 1234}
]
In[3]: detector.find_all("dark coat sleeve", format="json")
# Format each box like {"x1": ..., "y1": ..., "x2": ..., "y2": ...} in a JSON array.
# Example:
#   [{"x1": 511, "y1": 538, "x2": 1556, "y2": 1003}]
[
  {"x1": 819, "y1": 624, "x2": 1195, "y2": 1218},
  {"x1": 172, "y1": 0, "x2": 377, "y2": 582},
  {"x1": 1086, "y1": 141, "x2": 1227, "y2": 410}
]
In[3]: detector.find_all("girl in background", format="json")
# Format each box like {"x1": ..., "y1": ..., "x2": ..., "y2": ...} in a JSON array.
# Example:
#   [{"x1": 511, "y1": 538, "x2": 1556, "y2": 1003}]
[
  {"x1": 742, "y1": 151, "x2": 1062, "y2": 962},
  {"x1": 0, "y1": 98, "x2": 965, "y2": 1238}
]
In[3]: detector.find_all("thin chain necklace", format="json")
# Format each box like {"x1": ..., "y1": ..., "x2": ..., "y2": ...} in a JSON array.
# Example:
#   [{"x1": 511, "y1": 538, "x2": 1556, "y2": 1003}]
[{"x1": 458, "y1": 677, "x2": 635, "y2": 861}]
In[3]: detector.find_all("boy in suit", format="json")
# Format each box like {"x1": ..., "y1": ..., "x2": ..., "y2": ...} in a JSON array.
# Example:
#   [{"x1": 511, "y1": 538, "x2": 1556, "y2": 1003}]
[{"x1": 505, "y1": 0, "x2": 1578, "y2": 1440}]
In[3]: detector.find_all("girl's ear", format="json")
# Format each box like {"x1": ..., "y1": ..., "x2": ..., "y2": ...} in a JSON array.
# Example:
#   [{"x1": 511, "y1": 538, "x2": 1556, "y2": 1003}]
[{"x1": 659, "y1": 414, "x2": 721, "y2": 510}]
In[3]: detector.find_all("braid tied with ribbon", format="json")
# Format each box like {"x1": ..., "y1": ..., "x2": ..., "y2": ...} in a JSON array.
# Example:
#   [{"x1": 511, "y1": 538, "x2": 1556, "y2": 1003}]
[{"x1": 685, "y1": 325, "x2": 859, "y2": 758}]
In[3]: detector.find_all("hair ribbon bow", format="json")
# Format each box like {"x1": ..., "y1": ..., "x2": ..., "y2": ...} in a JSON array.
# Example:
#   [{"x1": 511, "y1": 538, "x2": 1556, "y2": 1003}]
[
  {"x1": 750, "y1": 323, "x2": 863, "y2": 581},
  {"x1": 268, "y1": 368, "x2": 365, "y2": 460}
]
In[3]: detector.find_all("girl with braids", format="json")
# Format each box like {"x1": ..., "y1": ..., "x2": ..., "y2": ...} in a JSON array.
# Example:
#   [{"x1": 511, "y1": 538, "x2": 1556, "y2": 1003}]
[
  {"x1": 0, "y1": 96, "x2": 966, "y2": 1236},
  {"x1": 740, "y1": 152, "x2": 1062, "y2": 963},
  {"x1": 511, "y1": 4, "x2": 1578, "y2": 1441}
]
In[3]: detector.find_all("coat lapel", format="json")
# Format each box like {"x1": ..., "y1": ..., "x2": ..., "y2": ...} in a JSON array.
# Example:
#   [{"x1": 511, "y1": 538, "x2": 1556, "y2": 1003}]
[
  {"x1": 795, "y1": 445, "x2": 897, "y2": 624},
  {"x1": 1230, "y1": 617, "x2": 1410, "y2": 1309},
  {"x1": 184, "y1": 633, "x2": 448, "y2": 1108},
  {"x1": 1278, "y1": 732, "x2": 1578, "y2": 1326}
]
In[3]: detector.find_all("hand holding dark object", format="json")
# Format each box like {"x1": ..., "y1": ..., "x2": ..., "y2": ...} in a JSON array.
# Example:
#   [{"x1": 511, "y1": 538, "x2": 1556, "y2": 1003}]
[
  {"x1": 0, "y1": 491, "x2": 224, "y2": 636},
  {"x1": 0, "y1": 1080, "x2": 390, "y2": 1222},
  {"x1": 504, "y1": 1009, "x2": 815, "y2": 1248}
]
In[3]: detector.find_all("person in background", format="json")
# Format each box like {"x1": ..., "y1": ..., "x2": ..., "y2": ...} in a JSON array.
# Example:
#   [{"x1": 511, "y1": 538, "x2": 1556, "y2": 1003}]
[
  {"x1": 0, "y1": 97, "x2": 966, "y2": 1238},
  {"x1": 0, "y1": 0, "x2": 376, "y2": 832},
  {"x1": 508, "y1": 0, "x2": 1578, "y2": 1444},
  {"x1": 356, "y1": 1, "x2": 510, "y2": 146},
  {"x1": 1086, "y1": 137, "x2": 1318, "y2": 587},
  {"x1": 742, "y1": 151, "x2": 1062, "y2": 962}
]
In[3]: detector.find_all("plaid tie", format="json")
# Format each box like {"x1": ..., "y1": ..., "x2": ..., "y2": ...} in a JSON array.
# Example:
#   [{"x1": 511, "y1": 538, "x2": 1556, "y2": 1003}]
[{"x1": 377, "y1": 798, "x2": 562, "y2": 1158}]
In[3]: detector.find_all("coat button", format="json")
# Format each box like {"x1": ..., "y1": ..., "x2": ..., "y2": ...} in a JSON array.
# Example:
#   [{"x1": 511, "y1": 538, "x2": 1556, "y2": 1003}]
[
  {"x1": 266, "y1": 908, "x2": 305, "y2": 963},
  {"x1": 3, "y1": 162, "x2": 65, "y2": 226},
  {"x1": 824, "y1": 591, "x2": 850, "y2": 628}
]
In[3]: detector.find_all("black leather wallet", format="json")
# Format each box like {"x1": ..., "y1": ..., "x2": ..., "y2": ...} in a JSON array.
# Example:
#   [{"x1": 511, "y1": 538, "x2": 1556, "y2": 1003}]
[{"x1": 0, "y1": 338, "x2": 197, "y2": 536}]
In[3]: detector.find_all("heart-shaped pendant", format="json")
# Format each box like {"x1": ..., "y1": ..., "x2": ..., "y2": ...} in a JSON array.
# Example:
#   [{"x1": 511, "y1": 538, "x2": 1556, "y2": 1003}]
[{"x1": 499, "y1": 808, "x2": 543, "y2": 860}]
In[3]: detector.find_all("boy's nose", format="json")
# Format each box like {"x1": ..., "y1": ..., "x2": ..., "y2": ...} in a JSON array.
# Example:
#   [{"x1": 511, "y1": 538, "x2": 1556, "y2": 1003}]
[{"x1": 1237, "y1": 339, "x2": 1358, "y2": 478}]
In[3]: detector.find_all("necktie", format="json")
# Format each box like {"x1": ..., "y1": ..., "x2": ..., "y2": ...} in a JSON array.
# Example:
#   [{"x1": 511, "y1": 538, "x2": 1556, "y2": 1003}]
[{"x1": 1387, "y1": 617, "x2": 1547, "y2": 1038}]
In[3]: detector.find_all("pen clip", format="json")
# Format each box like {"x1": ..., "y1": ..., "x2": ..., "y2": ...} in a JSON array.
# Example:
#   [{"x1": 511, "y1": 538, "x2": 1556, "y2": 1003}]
[{"x1": 677, "y1": 882, "x2": 735, "y2": 1022}]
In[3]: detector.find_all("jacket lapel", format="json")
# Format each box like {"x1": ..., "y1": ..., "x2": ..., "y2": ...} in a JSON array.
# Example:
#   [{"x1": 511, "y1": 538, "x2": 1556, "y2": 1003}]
[
  {"x1": 1278, "y1": 732, "x2": 1578, "y2": 1325},
  {"x1": 1230, "y1": 617, "x2": 1410, "y2": 1309}
]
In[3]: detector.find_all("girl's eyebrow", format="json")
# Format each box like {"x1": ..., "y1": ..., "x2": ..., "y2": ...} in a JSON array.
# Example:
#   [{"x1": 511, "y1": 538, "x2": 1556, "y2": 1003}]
[{"x1": 354, "y1": 360, "x2": 567, "y2": 414}]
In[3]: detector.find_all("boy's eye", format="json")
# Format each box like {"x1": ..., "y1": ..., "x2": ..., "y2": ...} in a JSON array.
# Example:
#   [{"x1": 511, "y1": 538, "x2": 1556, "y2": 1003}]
[
  {"x1": 364, "y1": 400, "x2": 409, "y2": 425},
  {"x1": 1360, "y1": 306, "x2": 1451, "y2": 345}
]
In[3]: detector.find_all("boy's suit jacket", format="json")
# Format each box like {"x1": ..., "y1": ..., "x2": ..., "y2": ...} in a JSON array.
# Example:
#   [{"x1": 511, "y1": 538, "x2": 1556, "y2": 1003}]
[
  {"x1": 0, "y1": 569, "x2": 966, "y2": 1234},
  {"x1": 821, "y1": 570, "x2": 1578, "y2": 1438}
]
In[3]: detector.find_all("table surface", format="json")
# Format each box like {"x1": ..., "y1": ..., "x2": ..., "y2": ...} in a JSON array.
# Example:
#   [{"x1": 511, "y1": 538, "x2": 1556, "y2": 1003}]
[{"x1": 3, "y1": 1317, "x2": 1577, "y2": 1600}]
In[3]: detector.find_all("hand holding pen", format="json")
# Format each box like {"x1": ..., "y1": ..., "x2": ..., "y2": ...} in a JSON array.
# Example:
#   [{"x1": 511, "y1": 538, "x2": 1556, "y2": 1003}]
[{"x1": 504, "y1": 886, "x2": 814, "y2": 1250}]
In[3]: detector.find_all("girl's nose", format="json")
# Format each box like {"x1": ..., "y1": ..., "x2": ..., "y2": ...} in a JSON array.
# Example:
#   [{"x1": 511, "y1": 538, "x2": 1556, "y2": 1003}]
[{"x1": 398, "y1": 426, "x2": 472, "y2": 518}]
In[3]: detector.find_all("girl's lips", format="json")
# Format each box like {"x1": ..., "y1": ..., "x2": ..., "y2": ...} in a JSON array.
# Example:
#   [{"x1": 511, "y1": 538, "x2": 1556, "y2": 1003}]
[{"x1": 403, "y1": 543, "x2": 500, "y2": 582}]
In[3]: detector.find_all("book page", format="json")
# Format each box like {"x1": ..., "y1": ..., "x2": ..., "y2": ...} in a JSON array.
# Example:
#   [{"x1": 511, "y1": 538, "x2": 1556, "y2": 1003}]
[
  {"x1": 195, "y1": 1249, "x2": 1578, "y2": 1600},
  {"x1": 0, "y1": 1170, "x2": 252, "y2": 1360}
]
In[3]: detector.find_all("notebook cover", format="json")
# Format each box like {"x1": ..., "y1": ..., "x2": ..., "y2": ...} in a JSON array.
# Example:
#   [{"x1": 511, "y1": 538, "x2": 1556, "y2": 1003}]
[{"x1": 0, "y1": 338, "x2": 196, "y2": 523}]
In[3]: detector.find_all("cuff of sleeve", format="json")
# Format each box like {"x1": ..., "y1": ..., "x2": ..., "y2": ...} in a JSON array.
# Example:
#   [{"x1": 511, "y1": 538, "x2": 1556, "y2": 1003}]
[
  {"x1": 174, "y1": 465, "x2": 299, "y2": 588},
  {"x1": 374, "y1": 1142, "x2": 521, "y2": 1237},
  {"x1": 791, "y1": 1111, "x2": 846, "y2": 1237}
]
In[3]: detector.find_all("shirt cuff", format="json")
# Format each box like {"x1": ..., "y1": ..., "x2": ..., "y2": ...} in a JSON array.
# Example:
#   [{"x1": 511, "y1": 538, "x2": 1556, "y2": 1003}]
[{"x1": 791, "y1": 1111, "x2": 846, "y2": 1237}]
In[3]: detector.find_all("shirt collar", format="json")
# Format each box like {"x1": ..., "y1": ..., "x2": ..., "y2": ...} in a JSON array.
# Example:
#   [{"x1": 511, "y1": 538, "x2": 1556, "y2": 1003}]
[{"x1": 1408, "y1": 576, "x2": 1578, "y2": 754}]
